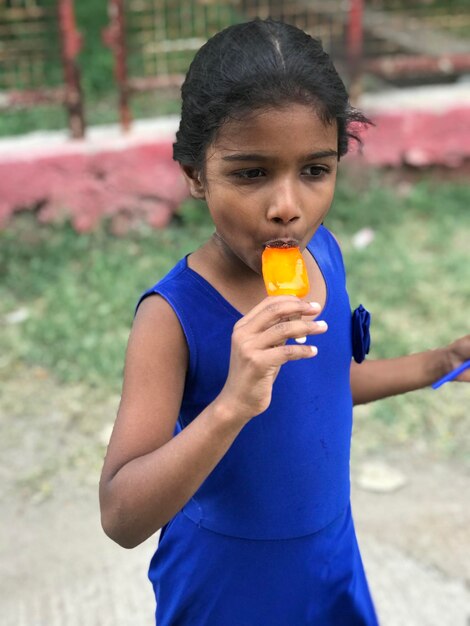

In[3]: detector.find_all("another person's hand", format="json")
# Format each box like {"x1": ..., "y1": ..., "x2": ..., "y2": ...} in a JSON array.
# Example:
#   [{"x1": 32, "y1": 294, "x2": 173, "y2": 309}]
[{"x1": 444, "y1": 334, "x2": 470, "y2": 383}]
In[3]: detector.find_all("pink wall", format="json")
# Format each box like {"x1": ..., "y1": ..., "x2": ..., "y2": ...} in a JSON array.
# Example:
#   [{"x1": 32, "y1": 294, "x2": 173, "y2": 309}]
[
  {"x1": 358, "y1": 106, "x2": 470, "y2": 168},
  {"x1": 1, "y1": 105, "x2": 469, "y2": 232},
  {"x1": 0, "y1": 138, "x2": 188, "y2": 233}
]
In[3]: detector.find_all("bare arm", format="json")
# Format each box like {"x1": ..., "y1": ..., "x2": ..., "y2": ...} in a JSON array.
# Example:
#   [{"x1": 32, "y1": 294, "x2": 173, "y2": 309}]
[
  {"x1": 99, "y1": 295, "x2": 326, "y2": 548},
  {"x1": 351, "y1": 334, "x2": 470, "y2": 405}
]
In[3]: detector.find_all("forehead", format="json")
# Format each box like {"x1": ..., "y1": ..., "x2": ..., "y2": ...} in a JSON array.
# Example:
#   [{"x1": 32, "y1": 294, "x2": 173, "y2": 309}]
[{"x1": 209, "y1": 103, "x2": 338, "y2": 159}]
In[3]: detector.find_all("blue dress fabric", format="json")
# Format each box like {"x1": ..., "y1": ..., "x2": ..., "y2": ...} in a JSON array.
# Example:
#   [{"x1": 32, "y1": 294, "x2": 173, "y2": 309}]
[{"x1": 137, "y1": 226, "x2": 379, "y2": 625}]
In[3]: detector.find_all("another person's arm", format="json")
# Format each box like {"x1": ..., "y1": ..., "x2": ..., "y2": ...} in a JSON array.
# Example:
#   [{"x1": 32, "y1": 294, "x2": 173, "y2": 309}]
[{"x1": 351, "y1": 335, "x2": 470, "y2": 405}]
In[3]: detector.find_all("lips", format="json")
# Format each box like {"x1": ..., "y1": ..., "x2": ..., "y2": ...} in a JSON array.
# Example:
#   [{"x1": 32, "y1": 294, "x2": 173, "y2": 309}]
[{"x1": 263, "y1": 237, "x2": 300, "y2": 249}]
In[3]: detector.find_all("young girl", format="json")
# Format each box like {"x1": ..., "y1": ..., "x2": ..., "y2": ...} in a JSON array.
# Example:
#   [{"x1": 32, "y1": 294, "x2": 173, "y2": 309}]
[{"x1": 99, "y1": 19, "x2": 470, "y2": 625}]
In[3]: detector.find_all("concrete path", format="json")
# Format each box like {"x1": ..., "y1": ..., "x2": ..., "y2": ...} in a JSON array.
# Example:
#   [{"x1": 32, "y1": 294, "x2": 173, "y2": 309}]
[{"x1": 2, "y1": 457, "x2": 469, "y2": 626}]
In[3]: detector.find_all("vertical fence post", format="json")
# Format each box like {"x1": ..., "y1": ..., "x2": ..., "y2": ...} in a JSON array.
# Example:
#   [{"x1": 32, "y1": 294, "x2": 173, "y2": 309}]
[
  {"x1": 103, "y1": 0, "x2": 131, "y2": 132},
  {"x1": 58, "y1": 0, "x2": 85, "y2": 139},
  {"x1": 347, "y1": 0, "x2": 364, "y2": 104}
]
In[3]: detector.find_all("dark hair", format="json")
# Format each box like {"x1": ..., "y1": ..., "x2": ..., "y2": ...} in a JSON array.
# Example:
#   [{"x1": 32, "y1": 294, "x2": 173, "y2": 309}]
[{"x1": 173, "y1": 18, "x2": 371, "y2": 170}]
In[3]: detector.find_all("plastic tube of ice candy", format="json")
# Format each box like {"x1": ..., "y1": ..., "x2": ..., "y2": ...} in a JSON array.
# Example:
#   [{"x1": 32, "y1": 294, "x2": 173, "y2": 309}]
[
  {"x1": 262, "y1": 241, "x2": 310, "y2": 344},
  {"x1": 261, "y1": 242, "x2": 310, "y2": 298}
]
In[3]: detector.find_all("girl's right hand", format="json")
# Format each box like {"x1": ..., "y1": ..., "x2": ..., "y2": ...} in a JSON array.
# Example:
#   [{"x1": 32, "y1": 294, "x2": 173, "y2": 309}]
[{"x1": 218, "y1": 296, "x2": 327, "y2": 424}]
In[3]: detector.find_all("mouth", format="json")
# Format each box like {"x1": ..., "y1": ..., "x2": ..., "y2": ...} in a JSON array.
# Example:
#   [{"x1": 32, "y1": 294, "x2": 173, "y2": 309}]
[{"x1": 263, "y1": 238, "x2": 300, "y2": 249}]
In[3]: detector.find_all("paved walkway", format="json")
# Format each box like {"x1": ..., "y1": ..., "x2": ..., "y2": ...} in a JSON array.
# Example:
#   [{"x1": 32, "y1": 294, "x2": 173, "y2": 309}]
[{"x1": 2, "y1": 458, "x2": 469, "y2": 625}]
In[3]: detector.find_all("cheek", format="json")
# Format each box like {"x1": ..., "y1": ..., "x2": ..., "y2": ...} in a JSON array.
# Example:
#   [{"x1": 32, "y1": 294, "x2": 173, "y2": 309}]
[
  {"x1": 320, "y1": 177, "x2": 337, "y2": 206},
  {"x1": 207, "y1": 199, "x2": 236, "y2": 233},
  {"x1": 216, "y1": 210, "x2": 247, "y2": 234},
  {"x1": 326, "y1": 185, "x2": 336, "y2": 205},
  {"x1": 211, "y1": 207, "x2": 257, "y2": 243}
]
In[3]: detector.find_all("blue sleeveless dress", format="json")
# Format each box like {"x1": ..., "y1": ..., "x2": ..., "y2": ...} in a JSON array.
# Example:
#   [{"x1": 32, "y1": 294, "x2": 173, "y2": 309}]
[{"x1": 137, "y1": 226, "x2": 379, "y2": 625}]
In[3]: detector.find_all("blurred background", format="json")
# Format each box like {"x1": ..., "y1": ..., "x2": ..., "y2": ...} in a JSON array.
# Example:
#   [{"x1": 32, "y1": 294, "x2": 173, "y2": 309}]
[{"x1": 1, "y1": 1, "x2": 469, "y2": 624}]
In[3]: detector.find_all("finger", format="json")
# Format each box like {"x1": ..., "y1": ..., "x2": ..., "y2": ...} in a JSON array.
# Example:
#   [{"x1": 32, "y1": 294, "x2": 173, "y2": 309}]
[
  {"x1": 237, "y1": 297, "x2": 321, "y2": 333},
  {"x1": 264, "y1": 342, "x2": 319, "y2": 366},
  {"x1": 260, "y1": 319, "x2": 328, "y2": 348},
  {"x1": 456, "y1": 370, "x2": 470, "y2": 383},
  {"x1": 291, "y1": 319, "x2": 327, "y2": 344}
]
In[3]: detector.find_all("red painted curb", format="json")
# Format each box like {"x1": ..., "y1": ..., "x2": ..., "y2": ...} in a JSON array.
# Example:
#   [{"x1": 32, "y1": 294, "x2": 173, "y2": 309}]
[{"x1": 1, "y1": 106, "x2": 469, "y2": 231}]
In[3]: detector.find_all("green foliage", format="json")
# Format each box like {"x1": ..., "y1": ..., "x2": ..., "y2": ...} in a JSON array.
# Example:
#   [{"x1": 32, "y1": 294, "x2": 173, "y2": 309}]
[
  {"x1": 74, "y1": 1, "x2": 114, "y2": 97},
  {"x1": 1, "y1": 0, "x2": 468, "y2": 136},
  {"x1": 0, "y1": 0, "x2": 239, "y2": 136}
]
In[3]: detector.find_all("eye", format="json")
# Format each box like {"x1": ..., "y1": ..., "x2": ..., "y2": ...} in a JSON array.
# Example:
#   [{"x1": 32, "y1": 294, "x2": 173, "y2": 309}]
[
  {"x1": 302, "y1": 165, "x2": 329, "y2": 178},
  {"x1": 233, "y1": 168, "x2": 265, "y2": 179}
]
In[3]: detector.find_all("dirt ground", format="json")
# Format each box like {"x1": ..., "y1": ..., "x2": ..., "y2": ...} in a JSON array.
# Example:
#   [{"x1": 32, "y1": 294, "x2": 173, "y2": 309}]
[{"x1": 1, "y1": 369, "x2": 469, "y2": 626}]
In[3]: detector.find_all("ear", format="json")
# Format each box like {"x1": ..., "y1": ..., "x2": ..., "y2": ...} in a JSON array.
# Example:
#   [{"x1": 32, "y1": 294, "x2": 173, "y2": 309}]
[{"x1": 180, "y1": 165, "x2": 206, "y2": 200}]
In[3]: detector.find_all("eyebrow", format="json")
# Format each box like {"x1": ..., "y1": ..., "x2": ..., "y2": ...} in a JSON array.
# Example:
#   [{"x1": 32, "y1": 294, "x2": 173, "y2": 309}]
[{"x1": 221, "y1": 149, "x2": 338, "y2": 162}]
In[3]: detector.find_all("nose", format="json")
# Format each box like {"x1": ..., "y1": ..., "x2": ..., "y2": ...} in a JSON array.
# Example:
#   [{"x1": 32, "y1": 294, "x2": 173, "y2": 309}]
[{"x1": 266, "y1": 178, "x2": 301, "y2": 225}]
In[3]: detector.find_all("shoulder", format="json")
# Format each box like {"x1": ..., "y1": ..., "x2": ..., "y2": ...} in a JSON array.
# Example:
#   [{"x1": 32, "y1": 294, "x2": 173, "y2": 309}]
[
  {"x1": 131, "y1": 256, "x2": 190, "y2": 369},
  {"x1": 134, "y1": 291, "x2": 184, "y2": 332},
  {"x1": 312, "y1": 224, "x2": 342, "y2": 248},
  {"x1": 135, "y1": 257, "x2": 189, "y2": 313},
  {"x1": 328, "y1": 229, "x2": 341, "y2": 247},
  {"x1": 309, "y1": 225, "x2": 347, "y2": 283},
  {"x1": 120, "y1": 296, "x2": 189, "y2": 412},
  {"x1": 309, "y1": 224, "x2": 345, "y2": 260}
]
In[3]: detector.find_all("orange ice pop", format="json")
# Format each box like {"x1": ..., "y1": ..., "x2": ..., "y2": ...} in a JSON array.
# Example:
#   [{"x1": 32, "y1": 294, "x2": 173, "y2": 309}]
[{"x1": 261, "y1": 242, "x2": 309, "y2": 298}]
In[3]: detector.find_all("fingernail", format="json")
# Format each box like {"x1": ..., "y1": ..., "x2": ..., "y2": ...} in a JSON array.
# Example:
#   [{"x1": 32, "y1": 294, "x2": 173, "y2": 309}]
[
  {"x1": 316, "y1": 320, "x2": 328, "y2": 329},
  {"x1": 295, "y1": 336, "x2": 307, "y2": 344},
  {"x1": 310, "y1": 346, "x2": 318, "y2": 355},
  {"x1": 309, "y1": 302, "x2": 321, "y2": 309}
]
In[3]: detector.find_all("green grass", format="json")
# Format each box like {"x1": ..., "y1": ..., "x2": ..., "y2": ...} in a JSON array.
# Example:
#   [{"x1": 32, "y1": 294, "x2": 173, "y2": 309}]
[
  {"x1": 0, "y1": 200, "x2": 212, "y2": 389},
  {"x1": 328, "y1": 171, "x2": 470, "y2": 461},
  {"x1": 330, "y1": 172, "x2": 470, "y2": 355},
  {"x1": 1, "y1": 172, "x2": 469, "y2": 460}
]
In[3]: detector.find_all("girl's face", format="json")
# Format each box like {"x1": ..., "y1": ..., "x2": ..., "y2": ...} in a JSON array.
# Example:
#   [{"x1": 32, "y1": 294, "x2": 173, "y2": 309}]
[{"x1": 184, "y1": 103, "x2": 339, "y2": 275}]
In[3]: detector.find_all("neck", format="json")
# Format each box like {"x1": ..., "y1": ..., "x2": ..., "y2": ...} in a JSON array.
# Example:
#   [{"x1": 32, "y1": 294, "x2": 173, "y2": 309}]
[
  {"x1": 189, "y1": 233, "x2": 267, "y2": 314},
  {"x1": 208, "y1": 232, "x2": 260, "y2": 279}
]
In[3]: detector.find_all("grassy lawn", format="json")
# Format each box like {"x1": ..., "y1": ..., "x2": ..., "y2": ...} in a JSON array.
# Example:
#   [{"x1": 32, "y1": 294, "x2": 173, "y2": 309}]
[{"x1": 1, "y1": 170, "x2": 469, "y2": 462}]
